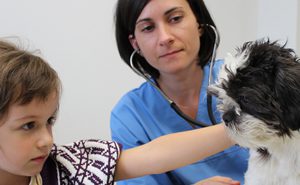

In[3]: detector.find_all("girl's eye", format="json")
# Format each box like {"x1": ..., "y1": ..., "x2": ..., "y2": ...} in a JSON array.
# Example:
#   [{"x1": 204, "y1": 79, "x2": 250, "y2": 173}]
[
  {"x1": 47, "y1": 117, "x2": 57, "y2": 126},
  {"x1": 22, "y1": 122, "x2": 35, "y2": 130}
]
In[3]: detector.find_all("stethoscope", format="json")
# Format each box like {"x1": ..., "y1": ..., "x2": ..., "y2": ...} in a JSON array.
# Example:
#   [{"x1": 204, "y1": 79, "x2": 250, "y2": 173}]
[{"x1": 129, "y1": 24, "x2": 219, "y2": 127}]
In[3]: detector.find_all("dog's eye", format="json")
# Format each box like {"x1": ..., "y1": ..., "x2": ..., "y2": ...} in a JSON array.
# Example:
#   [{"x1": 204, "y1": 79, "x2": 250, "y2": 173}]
[{"x1": 238, "y1": 95, "x2": 249, "y2": 104}]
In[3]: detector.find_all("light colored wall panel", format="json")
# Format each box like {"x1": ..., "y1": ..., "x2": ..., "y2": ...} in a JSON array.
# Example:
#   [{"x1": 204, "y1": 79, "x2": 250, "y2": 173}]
[
  {"x1": 205, "y1": 0, "x2": 258, "y2": 58},
  {"x1": 257, "y1": 0, "x2": 298, "y2": 50},
  {"x1": 297, "y1": 0, "x2": 300, "y2": 54}
]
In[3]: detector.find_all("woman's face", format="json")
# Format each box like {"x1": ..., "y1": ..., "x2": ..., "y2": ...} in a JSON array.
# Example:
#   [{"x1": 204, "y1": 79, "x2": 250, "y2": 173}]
[{"x1": 130, "y1": 0, "x2": 202, "y2": 77}]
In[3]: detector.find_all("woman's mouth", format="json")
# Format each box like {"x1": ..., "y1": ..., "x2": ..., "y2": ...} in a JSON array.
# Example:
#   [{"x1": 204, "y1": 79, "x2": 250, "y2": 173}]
[{"x1": 159, "y1": 49, "x2": 183, "y2": 58}]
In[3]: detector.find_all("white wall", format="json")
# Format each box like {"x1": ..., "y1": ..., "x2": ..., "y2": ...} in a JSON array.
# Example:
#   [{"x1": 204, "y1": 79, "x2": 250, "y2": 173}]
[
  {"x1": 205, "y1": 0, "x2": 258, "y2": 58},
  {"x1": 298, "y1": 0, "x2": 300, "y2": 55},
  {"x1": 0, "y1": 0, "x2": 299, "y2": 144},
  {"x1": 0, "y1": 0, "x2": 142, "y2": 144},
  {"x1": 206, "y1": 0, "x2": 299, "y2": 58},
  {"x1": 256, "y1": 0, "x2": 298, "y2": 49}
]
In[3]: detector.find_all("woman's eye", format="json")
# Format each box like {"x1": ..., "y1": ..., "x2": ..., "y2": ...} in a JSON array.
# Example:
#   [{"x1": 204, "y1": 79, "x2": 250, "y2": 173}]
[
  {"x1": 141, "y1": 25, "x2": 154, "y2": 33},
  {"x1": 47, "y1": 117, "x2": 56, "y2": 126},
  {"x1": 22, "y1": 122, "x2": 35, "y2": 130},
  {"x1": 169, "y1": 15, "x2": 183, "y2": 23}
]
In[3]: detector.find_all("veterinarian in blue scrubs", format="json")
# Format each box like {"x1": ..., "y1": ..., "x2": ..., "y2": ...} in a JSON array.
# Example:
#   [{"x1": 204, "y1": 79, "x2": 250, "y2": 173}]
[{"x1": 111, "y1": 0, "x2": 249, "y2": 184}]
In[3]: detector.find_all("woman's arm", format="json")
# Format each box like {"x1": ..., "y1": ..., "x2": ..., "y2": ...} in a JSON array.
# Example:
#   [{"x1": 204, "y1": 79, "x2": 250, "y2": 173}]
[
  {"x1": 194, "y1": 176, "x2": 240, "y2": 185},
  {"x1": 114, "y1": 123, "x2": 234, "y2": 181}
]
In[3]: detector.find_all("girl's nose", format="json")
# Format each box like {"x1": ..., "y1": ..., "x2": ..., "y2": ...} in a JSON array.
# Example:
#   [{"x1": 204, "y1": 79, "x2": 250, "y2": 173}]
[
  {"x1": 158, "y1": 25, "x2": 174, "y2": 47},
  {"x1": 37, "y1": 127, "x2": 53, "y2": 150}
]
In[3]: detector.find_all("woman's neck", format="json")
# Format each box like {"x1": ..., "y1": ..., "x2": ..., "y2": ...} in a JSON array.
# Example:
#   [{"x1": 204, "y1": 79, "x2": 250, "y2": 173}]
[
  {"x1": 156, "y1": 67, "x2": 203, "y2": 119},
  {"x1": 0, "y1": 171, "x2": 30, "y2": 185},
  {"x1": 157, "y1": 66, "x2": 203, "y2": 105}
]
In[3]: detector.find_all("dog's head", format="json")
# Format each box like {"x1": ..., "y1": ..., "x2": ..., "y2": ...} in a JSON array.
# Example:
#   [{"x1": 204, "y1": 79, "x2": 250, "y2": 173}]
[{"x1": 208, "y1": 40, "x2": 300, "y2": 150}]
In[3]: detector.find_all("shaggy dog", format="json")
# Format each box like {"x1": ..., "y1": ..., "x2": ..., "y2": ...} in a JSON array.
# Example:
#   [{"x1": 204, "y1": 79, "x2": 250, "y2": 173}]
[{"x1": 208, "y1": 40, "x2": 300, "y2": 185}]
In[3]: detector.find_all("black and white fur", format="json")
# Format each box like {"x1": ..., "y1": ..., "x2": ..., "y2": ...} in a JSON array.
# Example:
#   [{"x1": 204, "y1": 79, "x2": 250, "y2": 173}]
[{"x1": 208, "y1": 40, "x2": 300, "y2": 185}]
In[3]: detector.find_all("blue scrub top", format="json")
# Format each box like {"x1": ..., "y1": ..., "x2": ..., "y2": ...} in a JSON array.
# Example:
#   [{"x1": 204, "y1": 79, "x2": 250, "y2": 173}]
[{"x1": 110, "y1": 60, "x2": 249, "y2": 185}]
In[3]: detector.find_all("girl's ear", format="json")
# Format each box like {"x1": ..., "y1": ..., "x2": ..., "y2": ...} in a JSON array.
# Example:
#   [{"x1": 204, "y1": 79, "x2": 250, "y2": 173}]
[{"x1": 129, "y1": 34, "x2": 140, "y2": 51}]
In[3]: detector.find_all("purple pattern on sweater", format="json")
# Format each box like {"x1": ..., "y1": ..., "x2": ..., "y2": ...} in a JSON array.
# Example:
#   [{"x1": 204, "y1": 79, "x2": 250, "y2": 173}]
[{"x1": 43, "y1": 139, "x2": 121, "y2": 185}]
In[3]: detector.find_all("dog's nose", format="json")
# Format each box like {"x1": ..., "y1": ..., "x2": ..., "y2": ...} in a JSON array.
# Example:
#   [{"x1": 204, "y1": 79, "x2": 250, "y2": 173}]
[{"x1": 222, "y1": 110, "x2": 237, "y2": 125}]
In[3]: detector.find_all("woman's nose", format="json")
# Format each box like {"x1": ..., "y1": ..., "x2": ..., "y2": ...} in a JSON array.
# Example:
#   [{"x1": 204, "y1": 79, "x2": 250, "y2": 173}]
[{"x1": 158, "y1": 25, "x2": 174, "y2": 46}]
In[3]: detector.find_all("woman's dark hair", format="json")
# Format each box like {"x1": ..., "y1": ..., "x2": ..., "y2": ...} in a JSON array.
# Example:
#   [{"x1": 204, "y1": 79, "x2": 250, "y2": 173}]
[{"x1": 115, "y1": 0, "x2": 219, "y2": 79}]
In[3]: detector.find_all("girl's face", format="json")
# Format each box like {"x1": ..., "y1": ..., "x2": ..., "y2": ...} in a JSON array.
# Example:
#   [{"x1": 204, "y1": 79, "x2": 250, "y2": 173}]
[
  {"x1": 130, "y1": 0, "x2": 202, "y2": 77},
  {"x1": 0, "y1": 92, "x2": 58, "y2": 178}
]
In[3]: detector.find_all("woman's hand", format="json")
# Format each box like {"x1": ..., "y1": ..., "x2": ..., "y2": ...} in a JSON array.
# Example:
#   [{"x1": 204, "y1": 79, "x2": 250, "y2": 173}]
[{"x1": 194, "y1": 176, "x2": 240, "y2": 185}]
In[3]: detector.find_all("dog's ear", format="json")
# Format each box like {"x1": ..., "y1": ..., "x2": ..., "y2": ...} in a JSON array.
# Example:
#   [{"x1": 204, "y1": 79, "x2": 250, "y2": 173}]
[
  {"x1": 207, "y1": 85, "x2": 228, "y2": 100},
  {"x1": 275, "y1": 60, "x2": 300, "y2": 130}
]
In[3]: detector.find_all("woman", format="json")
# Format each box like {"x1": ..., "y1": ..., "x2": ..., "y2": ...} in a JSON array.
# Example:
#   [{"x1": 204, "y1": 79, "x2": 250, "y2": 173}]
[{"x1": 110, "y1": 0, "x2": 249, "y2": 184}]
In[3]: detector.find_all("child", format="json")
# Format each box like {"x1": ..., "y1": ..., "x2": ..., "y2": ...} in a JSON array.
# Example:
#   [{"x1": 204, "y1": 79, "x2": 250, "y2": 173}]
[{"x1": 0, "y1": 39, "x2": 240, "y2": 185}]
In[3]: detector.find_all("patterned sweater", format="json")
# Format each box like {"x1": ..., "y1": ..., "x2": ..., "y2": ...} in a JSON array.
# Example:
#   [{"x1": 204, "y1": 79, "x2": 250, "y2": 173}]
[{"x1": 41, "y1": 139, "x2": 122, "y2": 185}]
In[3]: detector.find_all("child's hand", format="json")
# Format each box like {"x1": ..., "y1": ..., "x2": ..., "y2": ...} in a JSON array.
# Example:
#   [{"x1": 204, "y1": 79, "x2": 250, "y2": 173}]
[{"x1": 194, "y1": 176, "x2": 240, "y2": 185}]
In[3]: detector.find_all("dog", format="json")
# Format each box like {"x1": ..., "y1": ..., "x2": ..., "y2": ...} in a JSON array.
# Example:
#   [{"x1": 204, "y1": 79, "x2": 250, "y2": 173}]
[{"x1": 208, "y1": 39, "x2": 300, "y2": 185}]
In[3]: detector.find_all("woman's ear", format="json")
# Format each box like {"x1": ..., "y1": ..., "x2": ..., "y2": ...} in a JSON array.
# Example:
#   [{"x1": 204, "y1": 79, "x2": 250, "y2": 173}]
[
  {"x1": 129, "y1": 34, "x2": 140, "y2": 51},
  {"x1": 129, "y1": 34, "x2": 143, "y2": 56},
  {"x1": 199, "y1": 28, "x2": 204, "y2": 37},
  {"x1": 198, "y1": 25, "x2": 204, "y2": 37}
]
